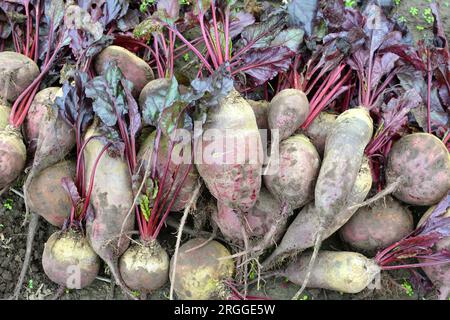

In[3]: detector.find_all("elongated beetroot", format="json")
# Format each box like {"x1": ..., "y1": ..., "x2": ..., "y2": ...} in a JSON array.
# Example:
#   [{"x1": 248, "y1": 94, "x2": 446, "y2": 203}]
[
  {"x1": 263, "y1": 156, "x2": 372, "y2": 267},
  {"x1": 195, "y1": 89, "x2": 263, "y2": 213},
  {"x1": 264, "y1": 134, "x2": 320, "y2": 210},
  {"x1": 27, "y1": 160, "x2": 75, "y2": 227},
  {"x1": 84, "y1": 123, "x2": 135, "y2": 292},
  {"x1": 292, "y1": 108, "x2": 373, "y2": 297},
  {"x1": 386, "y1": 133, "x2": 450, "y2": 206},
  {"x1": 268, "y1": 89, "x2": 309, "y2": 141},
  {"x1": 339, "y1": 197, "x2": 414, "y2": 254},
  {"x1": 282, "y1": 250, "x2": 380, "y2": 294}
]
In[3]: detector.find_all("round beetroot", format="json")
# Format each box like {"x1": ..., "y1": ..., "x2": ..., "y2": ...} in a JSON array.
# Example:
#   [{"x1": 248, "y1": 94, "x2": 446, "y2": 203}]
[
  {"x1": 27, "y1": 160, "x2": 75, "y2": 227},
  {"x1": 0, "y1": 52, "x2": 39, "y2": 102},
  {"x1": 386, "y1": 133, "x2": 450, "y2": 206},
  {"x1": 0, "y1": 128, "x2": 26, "y2": 190},
  {"x1": 42, "y1": 230, "x2": 100, "y2": 289},
  {"x1": 138, "y1": 78, "x2": 171, "y2": 108},
  {"x1": 169, "y1": 238, "x2": 235, "y2": 300},
  {"x1": 119, "y1": 240, "x2": 169, "y2": 293},
  {"x1": 339, "y1": 197, "x2": 414, "y2": 254},
  {"x1": 264, "y1": 134, "x2": 320, "y2": 210}
]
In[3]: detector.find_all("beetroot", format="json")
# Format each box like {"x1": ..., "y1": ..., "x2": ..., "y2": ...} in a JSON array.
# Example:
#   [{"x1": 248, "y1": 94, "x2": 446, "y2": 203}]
[
  {"x1": 339, "y1": 197, "x2": 414, "y2": 254},
  {"x1": 0, "y1": 105, "x2": 11, "y2": 130},
  {"x1": 268, "y1": 89, "x2": 309, "y2": 141},
  {"x1": 119, "y1": 241, "x2": 169, "y2": 294},
  {"x1": 282, "y1": 250, "x2": 380, "y2": 294},
  {"x1": 0, "y1": 128, "x2": 26, "y2": 190},
  {"x1": 213, "y1": 188, "x2": 289, "y2": 246},
  {"x1": 263, "y1": 156, "x2": 372, "y2": 267},
  {"x1": 0, "y1": 52, "x2": 39, "y2": 102},
  {"x1": 386, "y1": 133, "x2": 450, "y2": 206},
  {"x1": 84, "y1": 123, "x2": 135, "y2": 292},
  {"x1": 263, "y1": 134, "x2": 320, "y2": 210},
  {"x1": 169, "y1": 238, "x2": 235, "y2": 300},
  {"x1": 137, "y1": 131, "x2": 199, "y2": 212},
  {"x1": 195, "y1": 89, "x2": 263, "y2": 213},
  {"x1": 248, "y1": 99, "x2": 269, "y2": 130},
  {"x1": 138, "y1": 78, "x2": 171, "y2": 109},
  {"x1": 95, "y1": 45, "x2": 154, "y2": 97},
  {"x1": 27, "y1": 160, "x2": 75, "y2": 227},
  {"x1": 302, "y1": 111, "x2": 337, "y2": 157},
  {"x1": 42, "y1": 230, "x2": 100, "y2": 289},
  {"x1": 24, "y1": 87, "x2": 61, "y2": 154}
]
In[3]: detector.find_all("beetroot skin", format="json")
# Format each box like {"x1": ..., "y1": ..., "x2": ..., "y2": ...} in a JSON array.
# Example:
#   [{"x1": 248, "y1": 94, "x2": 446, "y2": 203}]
[
  {"x1": 339, "y1": 197, "x2": 414, "y2": 254},
  {"x1": 386, "y1": 133, "x2": 450, "y2": 206}
]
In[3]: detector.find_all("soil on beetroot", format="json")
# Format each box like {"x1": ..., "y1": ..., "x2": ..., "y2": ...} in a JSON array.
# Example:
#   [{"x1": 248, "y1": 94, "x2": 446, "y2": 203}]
[{"x1": 0, "y1": 189, "x2": 440, "y2": 300}]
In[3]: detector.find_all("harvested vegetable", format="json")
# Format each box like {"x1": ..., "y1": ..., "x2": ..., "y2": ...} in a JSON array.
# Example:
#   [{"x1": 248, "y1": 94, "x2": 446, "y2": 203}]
[
  {"x1": 0, "y1": 128, "x2": 26, "y2": 190},
  {"x1": 24, "y1": 87, "x2": 61, "y2": 154},
  {"x1": 0, "y1": 52, "x2": 39, "y2": 102},
  {"x1": 386, "y1": 133, "x2": 450, "y2": 206},
  {"x1": 95, "y1": 45, "x2": 154, "y2": 97},
  {"x1": 84, "y1": 123, "x2": 135, "y2": 294},
  {"x1": 213, "y1": 188, "x2": 288, "y2": 246},
  {"x1": 0, "y1": 105, "x2": 11, "y2": 130},
  {"x1": 169, "y1": 238, "x2": 235, "y2": 300},
  {"x1": 264, "y1": 134, "x2": 320, "y2": 210},
  {"x1": 248, "y1": 100, "x2": 269, "y2": 130},
  {"x1": 339, "y1": 197, "x2": 414, "y2": 254},
  {"x1": 268, "y1": 89, "x2": 309, "y2": 140},
  {"x1": 302, "y1": 112, "x2": 337, "y2": 157},
  {"x1": 119, "y1": 241, "x2": 169, "y2": 294},
  {"x1": 263, "y1": 156, "x2": 372, "y2": 267},
  {"x1": 42, "y1": 230, "x2": 100, "y2": 289},
  {"x1": 27, "y1": 160, "x2": 76, "y2": 227}
]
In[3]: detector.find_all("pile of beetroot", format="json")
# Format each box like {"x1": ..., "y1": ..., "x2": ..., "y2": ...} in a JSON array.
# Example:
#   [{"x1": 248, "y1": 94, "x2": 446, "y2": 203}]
[{"x1": 0, "y1": 0, "x2": 449, "y2": 300}]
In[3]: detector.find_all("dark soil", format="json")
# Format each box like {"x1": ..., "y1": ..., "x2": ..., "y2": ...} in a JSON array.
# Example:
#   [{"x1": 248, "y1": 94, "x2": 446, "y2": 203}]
[{"x1": 392, "y1": 0, "x2": 450, "y2": 43}]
